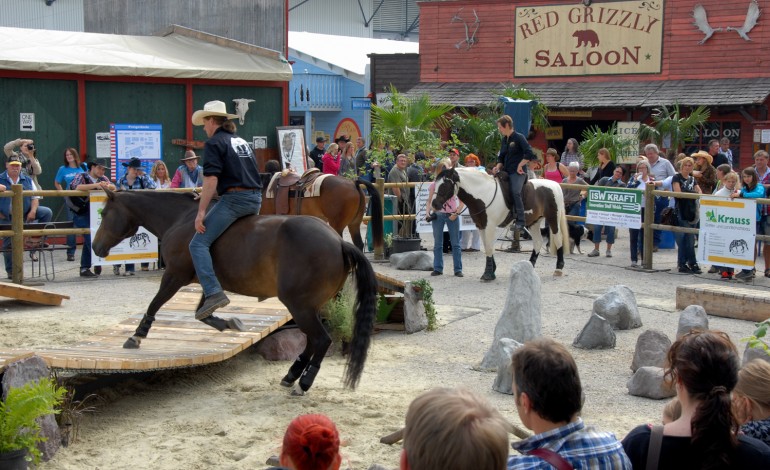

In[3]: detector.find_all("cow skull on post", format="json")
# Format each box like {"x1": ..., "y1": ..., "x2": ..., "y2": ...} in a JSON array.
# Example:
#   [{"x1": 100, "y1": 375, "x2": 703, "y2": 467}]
[{"x1": 233, "y1": 98, "x2": 255, "y2": 125}]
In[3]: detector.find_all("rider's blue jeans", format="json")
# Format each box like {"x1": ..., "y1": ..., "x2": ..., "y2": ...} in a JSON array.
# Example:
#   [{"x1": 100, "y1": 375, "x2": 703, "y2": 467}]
[
  {"x1": 189, "y1": 191, "x2": 261, "y2": 297},
  {"x1": 508, "y1": 172, "x2": 527, "y2": 225}
]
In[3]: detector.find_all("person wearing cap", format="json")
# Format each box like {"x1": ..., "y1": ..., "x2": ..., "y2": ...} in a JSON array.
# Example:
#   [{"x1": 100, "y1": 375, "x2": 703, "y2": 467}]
[
  {"x1": 171, "y1": 150, "x2": 204, "y2": 189},
  {"x1": 189, "y1": 100, "x2": 263, "y2": 320},
  {"x1": 69, "y1": 158, "x2": 115, "y2": 277},
  {"x1": 691, "y1": 150, "x2": 717, "y2": 195},
  {"x1": 4, "y1": 138, "x2": 42, "y2": 187},
  {"x1": 0, "y1": 156, "x2": 53, "y2": 279},
  {"x1": 448, "y1": 148, "x2": 464, "y2": 169},
  {"x1": 115, "y1": 157, "x2": 156, "y2": 276},
  {"x1": 309, "y1": 136, "x2": 327, "y2": 172}
]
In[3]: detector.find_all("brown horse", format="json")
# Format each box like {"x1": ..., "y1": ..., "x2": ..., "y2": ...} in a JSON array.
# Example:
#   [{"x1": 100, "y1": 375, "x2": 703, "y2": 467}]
[
  {"x1": 260, "y1": 170, "x2": 384, "y2": 253},
  {"x1": 92, "y1": 190, "x2": 377, "y2": 393}
]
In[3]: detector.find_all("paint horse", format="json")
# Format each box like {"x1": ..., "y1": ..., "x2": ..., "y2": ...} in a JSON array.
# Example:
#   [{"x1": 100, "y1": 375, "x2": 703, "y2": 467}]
[
  {"x1": 92, "y1": 190, "x2": 377, "y2": 394},
  {"x1": 432, "y1": 167, "x2": 569, "y2": 280}
]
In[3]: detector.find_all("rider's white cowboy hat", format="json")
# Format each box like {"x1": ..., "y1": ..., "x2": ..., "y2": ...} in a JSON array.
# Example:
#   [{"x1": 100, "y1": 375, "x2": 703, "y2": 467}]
[{"x1": 191, "y1": 100, "x2": 239, "y2": 126}]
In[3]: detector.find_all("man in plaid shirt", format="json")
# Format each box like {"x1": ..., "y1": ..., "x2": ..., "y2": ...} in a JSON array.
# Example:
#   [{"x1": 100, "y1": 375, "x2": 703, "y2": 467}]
[{"x1": 507, "y1": 339, "x2": 631, "y2": 469}]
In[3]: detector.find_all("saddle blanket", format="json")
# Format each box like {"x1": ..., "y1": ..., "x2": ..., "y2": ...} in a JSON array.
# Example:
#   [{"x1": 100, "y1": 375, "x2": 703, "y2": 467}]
[{"x1": 265, "y1": 172, "x2": 331, "y2": 199}]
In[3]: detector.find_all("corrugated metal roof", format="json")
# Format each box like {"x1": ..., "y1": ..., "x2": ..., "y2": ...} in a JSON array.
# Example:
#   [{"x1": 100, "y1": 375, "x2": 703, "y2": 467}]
[{"x1": 404, "y1": 79, "x2": 770, "y2": 108}]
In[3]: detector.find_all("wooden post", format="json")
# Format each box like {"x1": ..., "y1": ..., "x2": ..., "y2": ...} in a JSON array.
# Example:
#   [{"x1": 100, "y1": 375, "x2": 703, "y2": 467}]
[
  {"x1": 374, "y1": 177, "x2": 385, "y2": 260},
  {"x1": 642, "y1": 183, "x2": 655, "y2": 270},
  {"x1": 11, "y1": 185, "x2": 24, "y2": 284}
]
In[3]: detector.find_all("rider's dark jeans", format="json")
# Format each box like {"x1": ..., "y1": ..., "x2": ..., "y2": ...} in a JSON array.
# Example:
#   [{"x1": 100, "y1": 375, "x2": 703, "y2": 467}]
[{"x1": 508, "y1": 172, "x2": 527, "y2": 226}]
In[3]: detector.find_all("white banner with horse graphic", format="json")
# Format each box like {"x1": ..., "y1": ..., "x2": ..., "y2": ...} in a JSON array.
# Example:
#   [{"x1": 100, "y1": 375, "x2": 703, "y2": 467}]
[
  {"x1": 89, "y1": 191, "x2": 159, "y2": 265},
  {"x1": 697, "y1": 196, "x2": 756, "y2": 270},
  {"x1": 415, "y1": 183, "x2": 477, "y2": 234}
]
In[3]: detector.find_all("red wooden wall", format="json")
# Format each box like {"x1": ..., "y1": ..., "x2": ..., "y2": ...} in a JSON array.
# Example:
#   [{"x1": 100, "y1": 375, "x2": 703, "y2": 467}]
[{"x1": 419, "y1": 0, "x2": 770, "y2": 83}]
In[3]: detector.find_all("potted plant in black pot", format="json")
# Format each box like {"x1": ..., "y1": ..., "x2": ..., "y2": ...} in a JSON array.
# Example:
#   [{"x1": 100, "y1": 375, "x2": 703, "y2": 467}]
[{"x1": 0, "y1": 377, "x2": 66, "y2": 469}]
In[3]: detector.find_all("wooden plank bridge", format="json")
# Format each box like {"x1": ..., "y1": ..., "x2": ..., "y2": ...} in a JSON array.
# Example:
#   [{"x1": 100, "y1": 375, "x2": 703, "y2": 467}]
[{"x1": 0, "y1": 287, "x2": 291, "y2": 373}]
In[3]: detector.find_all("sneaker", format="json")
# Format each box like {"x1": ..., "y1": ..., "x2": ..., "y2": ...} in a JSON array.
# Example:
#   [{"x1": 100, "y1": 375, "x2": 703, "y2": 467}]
[
  {"x1": 195, "y1": 291, "x2": 230, "y2": 320},
  {"x1": 678, "y1": 265, "x2": 692, "y2": 274},
  {"x1": 688, "y1": 264, "x2": 702, "y2": 274},
  {"x1": 721, "y1": 271, "x2": 732, "y2": 280},
  {"x1": 629, "y1": 262, "x2": 639, "y2": 269},
  {"x1": 606, "y1": 249, "x2": 612, "y2": 258},
  {"x1": 454, "y1": 272, "x2": 464, "y2": 277},
  {"x1": 587, "y1": 249, "x2": 600, "y2": 257},
  {"x1": 735, "y1": 270, "x2": 755, "y2": 281},
  {"x1": 67, "y1": 254, "x2": 75, "y2": 262},
  {"x1": 707, "y1": 266, "x2": 718, "y2": 274},
  {"x1": 430, "y1": 271, "x2": 443, "y2": 276},
  {"x1": 94, "y1": 266, "x2": 102, "y2": 275},
  {"x1": 113, "y1": 265, "x2": 120, "y2": 275},
  {"x1": 80, "y1": 269, "x2": 97, "y2": 277}
]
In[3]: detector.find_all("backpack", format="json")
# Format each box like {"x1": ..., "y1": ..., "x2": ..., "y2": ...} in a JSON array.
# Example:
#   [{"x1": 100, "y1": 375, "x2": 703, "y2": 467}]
[{"x1": 65, "y1": 172, "x2": 91, "y2": 215}]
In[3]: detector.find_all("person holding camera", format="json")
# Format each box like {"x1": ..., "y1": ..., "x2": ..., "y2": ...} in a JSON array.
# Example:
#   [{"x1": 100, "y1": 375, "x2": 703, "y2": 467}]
[
  {"x1": 426, "y1": 158, "x2": 465, "y2": 277},
  {"x1": 4, "y1": 138, "x2": 43, "y2": 188}
]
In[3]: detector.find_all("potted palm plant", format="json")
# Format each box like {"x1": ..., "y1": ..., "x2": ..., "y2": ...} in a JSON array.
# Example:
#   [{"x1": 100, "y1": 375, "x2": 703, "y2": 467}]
[
  {"x1": 639, "y1": 104, "x2": 710, "y2": 154},
  {"x1": 0, "y1": 377, "x2": 66, "y2": 469}
]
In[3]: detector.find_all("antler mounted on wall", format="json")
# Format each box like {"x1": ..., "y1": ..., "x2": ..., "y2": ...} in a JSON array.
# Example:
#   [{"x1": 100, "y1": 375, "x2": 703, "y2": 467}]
[
  {"x1": 692, "y1": 0, "x2": 761, "y2": 44},
  {"x1": 726, "y1": 0, "x2": 761, "y2": 41},
  {"x1": 450, "y1": 8, "x2": 480, "y2": 50}
]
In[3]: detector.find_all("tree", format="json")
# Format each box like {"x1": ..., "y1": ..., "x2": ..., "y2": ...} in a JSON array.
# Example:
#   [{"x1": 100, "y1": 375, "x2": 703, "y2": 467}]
[{"x1": 639, "y1": 104, "x2": 710, "y2": 154}]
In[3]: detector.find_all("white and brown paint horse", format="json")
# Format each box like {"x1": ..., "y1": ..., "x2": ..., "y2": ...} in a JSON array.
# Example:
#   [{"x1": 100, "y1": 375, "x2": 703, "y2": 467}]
[{"x1": 432, "y1": 167, "x2": 569, "y2": 280}]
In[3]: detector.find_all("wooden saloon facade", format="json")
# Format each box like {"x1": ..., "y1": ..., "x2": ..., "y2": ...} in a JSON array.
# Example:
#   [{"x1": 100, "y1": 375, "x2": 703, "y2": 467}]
[{"x1": 406, "y1": 0, "x2": 770, "y2": 167}]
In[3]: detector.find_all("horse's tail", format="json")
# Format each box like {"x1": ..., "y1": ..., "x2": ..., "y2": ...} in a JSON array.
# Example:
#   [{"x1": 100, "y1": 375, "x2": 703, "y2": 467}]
[
  {"x1": 550, "y1": 183, "x2": 570, "y2": 257},
  {"x1": 356, "y1": 178, "x2": 384, "y2": 253},
  {"x1": 341, "y1": 241, "x2": 377, "y2": 389}
]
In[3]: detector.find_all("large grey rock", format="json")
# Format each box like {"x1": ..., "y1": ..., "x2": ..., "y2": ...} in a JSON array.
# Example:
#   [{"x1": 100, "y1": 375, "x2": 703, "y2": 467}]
[
  {"x1": 627, "y1": 366, "x2": 676, "y2": 399},
  {"x1": 573, "y1": 313, "x2": 616, "y2": 349},
  {"x1": 480, "y1": 261, "x2": 541, "y2": 370},
  {"x1": 255, "y1": 328, "x2": 307, "y2": 361},
  {"x1": 389, "y1": 251, "x2": 433, "y2": 271},
  {"x1": 492, "y1": 339, "x2": 523, "y2": 395},
  {"x1": 1, "y1": 356, "x2": 61, "y2": 461},
  {"x1": 593, "y1": 285, "x2": 642, "y2": 330},
  {"x1": 404, "y1": 281, "x2": 428, "y2": 334},
  {"x1": 631, "y1": 330, "x2": 671, "y2": 372},
  {"x1": 743, "y1": 343, "x2": 770, "y2": 366},
  {"x1": 676, "y1": 305, "x2": 709, "y2": 339}
]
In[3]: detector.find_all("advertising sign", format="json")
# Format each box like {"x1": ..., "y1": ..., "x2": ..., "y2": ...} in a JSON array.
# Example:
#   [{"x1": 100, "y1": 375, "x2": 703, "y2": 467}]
[
  {"x1": 111, "y1": 124, "x2": 162, "y2": 181},
  {"x1": 698, "y1": 197, "x2": 756, "y2": 270},
  {"x1": 89, "y1": 191, "x2": 159, "y2": 266},
  {"x1": 586, "y1": 186, "x2": 642, "y2": 229},
  {"x1": 514, "y1": 0, "x2": 664, "y2": 77},
  {"x1": 616, "y1": 121, "x2": 641, "y2": 164}
]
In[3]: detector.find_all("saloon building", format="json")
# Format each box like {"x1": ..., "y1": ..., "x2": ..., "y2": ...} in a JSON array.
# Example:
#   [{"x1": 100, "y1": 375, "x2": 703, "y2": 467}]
[{"x1": 403, "y1": 0, "x2": 770, "y2": 167}]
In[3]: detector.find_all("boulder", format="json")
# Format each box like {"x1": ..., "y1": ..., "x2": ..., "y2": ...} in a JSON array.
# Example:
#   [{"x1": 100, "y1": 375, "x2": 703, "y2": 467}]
[
  {"x1": 389, "y1": 252, "x2": 433, "y2": 271},
  {"x1": 480, "y1": 261, "x2": 541, "y2": 370},
  {"x1": 631, "y1": 330, "x2": 671, "y2": 372},
  {"x1": 254, "y1": 328, "x2": 307, "y2": 361},
  {"x1": 573, "y1": 313, "x2": 616, "y2": 350},
  {"x1": 492, "y1": 339, "x2": 523, "y2": 395},
  {"x1": 743, "y1": 343, "x2": 770, "y2": 366},
  {"x1": 1, "y1": 356, "x2": 61, "y2": 461},
  {"x1": 593, "y1": 285, "x2": 642, "y2": 330},
  {"x1": 676, "y1": 305, "x2": 708, "y2": 339},
  {"x1": 627, "y1": 366, "x2": 676, "y2": 399},
  {"x1": 404, "y1": 281, "x2": 428, "y2": 334}
]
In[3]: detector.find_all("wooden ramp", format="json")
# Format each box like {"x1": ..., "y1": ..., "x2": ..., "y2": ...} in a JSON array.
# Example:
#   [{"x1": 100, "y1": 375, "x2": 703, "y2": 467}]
[
  {"x1": 0, "y1": 287, "x2": 291, "y2": 373},
  {"x1": 0, "y1": 283, "x2": 70, "y2": 306},
  {"x1": 677, "y1": 283, "x2": 770, "y2": 322}
]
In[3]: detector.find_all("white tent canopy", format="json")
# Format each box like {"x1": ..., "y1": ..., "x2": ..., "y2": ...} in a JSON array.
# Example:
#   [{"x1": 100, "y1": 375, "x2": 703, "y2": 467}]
[{"x1": 0, "y1": 25, "x2": 293, "y2": 81}]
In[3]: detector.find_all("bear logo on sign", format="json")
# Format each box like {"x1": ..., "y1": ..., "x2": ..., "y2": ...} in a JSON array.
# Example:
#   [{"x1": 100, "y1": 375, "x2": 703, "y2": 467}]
[{"x1": 573, "y1": 30, "x2": 600, "y2": 47}]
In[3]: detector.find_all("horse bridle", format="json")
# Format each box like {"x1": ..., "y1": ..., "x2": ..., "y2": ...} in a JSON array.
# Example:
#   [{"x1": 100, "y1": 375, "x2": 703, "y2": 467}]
[{"x1": 440, "y1": 171, "x2": 500, "y2": 218}]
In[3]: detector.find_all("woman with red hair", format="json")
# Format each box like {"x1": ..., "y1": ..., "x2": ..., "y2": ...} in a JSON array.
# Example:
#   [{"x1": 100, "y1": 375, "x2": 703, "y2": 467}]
[{"x1": 274, "y1": 414, "x2": 342, "y2": 470}]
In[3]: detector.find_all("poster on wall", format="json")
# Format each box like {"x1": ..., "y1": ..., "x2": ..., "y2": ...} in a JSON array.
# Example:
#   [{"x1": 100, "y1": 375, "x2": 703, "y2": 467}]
[
  {"x1": 276, "y1": 126, "x2": 307, "y2": 173},
  {"x1": 111, "y1": 124, "x2": 162, "y2": 181},
  {"x1": 616, "y1": 121, "x2": 640, "y2": 164},
  {"x1": 88, "y1": 191, "x2": 159, "y2": 266}
]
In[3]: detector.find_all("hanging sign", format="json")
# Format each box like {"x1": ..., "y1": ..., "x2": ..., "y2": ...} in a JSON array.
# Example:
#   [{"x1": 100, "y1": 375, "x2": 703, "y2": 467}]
[
  {"x1": 698, "y1": 196, "x2": 756, "y2": 270},
  {"x1": 585, "y1": 186, "x2": 642, "y2": 229}
]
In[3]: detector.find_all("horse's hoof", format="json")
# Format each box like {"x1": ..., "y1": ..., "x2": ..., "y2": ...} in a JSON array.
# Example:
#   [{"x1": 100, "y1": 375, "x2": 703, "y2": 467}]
[
  {"x1": 553, "y1": 269, "x2": 563, "y2": 277},
  {"x1": 123, "y1": 337, "x2": 141, "y2": 349},
  {"x1": 226, "y1": 317, "x2": 246, "y2": 331},
  {"x1": 280, "y1": 379, "x2": 293, "y2": 388},
  {"x1": 480, "y1": 273, "x2": 496, "y2": 281},
  {"x1": 290, "y1": 388, "x2": 306, "y2": 396}
]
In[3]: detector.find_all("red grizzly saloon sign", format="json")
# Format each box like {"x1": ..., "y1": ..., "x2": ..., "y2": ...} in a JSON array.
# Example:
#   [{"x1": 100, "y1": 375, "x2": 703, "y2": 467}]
[{"x1": 515, "y1": 0, "x2": 664, "y2": 77}]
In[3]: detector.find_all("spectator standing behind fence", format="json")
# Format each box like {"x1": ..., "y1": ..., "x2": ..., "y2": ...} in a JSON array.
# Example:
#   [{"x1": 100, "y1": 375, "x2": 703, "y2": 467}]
[
  {"x1": 692, "y1": 151, "x2": 717, "y2": 195},
  {"x1": 732, "y1": 359, "x2": 770, "y2": 447},
  {"x1": 322, "y1": 143, "x2": 341, "y2": 176},
  {"x1": 171, "y1": 151, "x2": 203, "y2": 189},
  {"x1": 561, "y1": 138, "x2": 584, "y2": 176},
  {"x1": 562, "y1": 162, "x2": 588, "y2": 218},
  {"x1": 3, "y1": 138, "x2": 42, "y2": 188},
  {"x1": 645, "y1": 144, "x2": 676, "y2": 252},
  {"x1": 730, "y1": 168, "x2": 765, "y2": 282},
  {"x1": 338, "y1": 141, "x2": 356, "y2": 178},
  {"x1": 622, "y1": 330, "x2": 770, "y2": 469},
  {"x1": 508, "y1": 338, "x2": 631, "y2": 469},
  {"x1": 460, "y1": 154, "x2": 485, "y2": 252},
  {"x1": 54, "y1": 148, "x2": 88, "y2": 262},
  {"x1": 752, "y1": 150, "x2": 770, "y2": 279},
  {"x1": 708, "y1": 138, "x2": 730, "y2": 168},
  {"x1": 426, "y1": 158, "x2": 464, "y2": 277},
  {"x1": 588, "y1": 164, "x2": 624, "y2": 258},
  {"x1": 115, "y1": 158, "x2": 156, "y2": 276},
  {"x1": 541, "y1": 148, "x2": 568, "y2": 184},
  {"x1": 672, "y1": 156, "x2": 702, "y2": 274},
  {"x1": 712, "y1": 171, "x2": 740, "y2": 279},
  {"x1": 589, "y1": 147, "x2": 616, "y2": 185},
  {"x1": 720, "y1": 137, "x2": 734, "y2": 169},
  {"x1": 150, "y1": 160, "x2": 172, "y2": 189},
  {"x1": 627, "y1": 159, "x2": 653, "y2": 269},
  {"x1": 70, "y1": 159, "x2": 115, "y2": 277},
  {"x1": 712, "y1": 163, "x2": 733, "y2": 194},
  {"x1": 401, "y1": 387, "x2": 509, "y2": 470},
  {"x1": 0, "y1": 156, "x2": 53, "y2": 278}
]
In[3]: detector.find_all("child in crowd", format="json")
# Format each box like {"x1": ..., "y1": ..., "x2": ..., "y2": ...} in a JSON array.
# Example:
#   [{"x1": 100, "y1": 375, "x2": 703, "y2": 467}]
[
  {"x1": 662, "y1": 397, "x2": 681, "y2": 424},
  {"x1": 272, "y1": 414, "x2": 342, "y2": 470}
]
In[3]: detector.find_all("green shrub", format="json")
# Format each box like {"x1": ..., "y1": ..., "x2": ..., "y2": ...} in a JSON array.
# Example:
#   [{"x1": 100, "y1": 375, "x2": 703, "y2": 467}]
[{"x1": 321, "y1": 278, "x2": 356, "y2": 345}]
